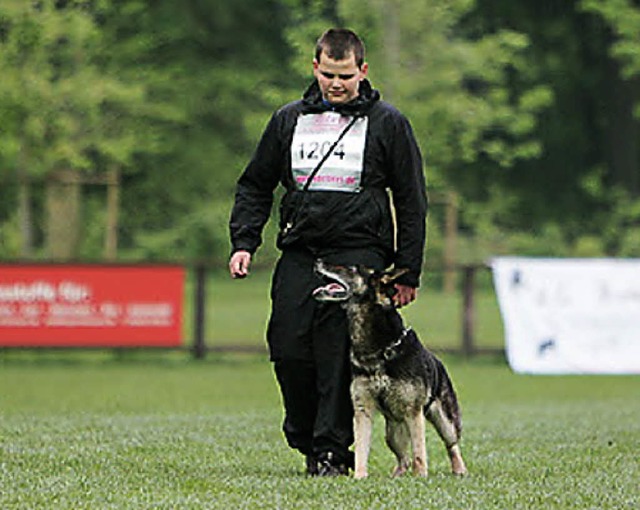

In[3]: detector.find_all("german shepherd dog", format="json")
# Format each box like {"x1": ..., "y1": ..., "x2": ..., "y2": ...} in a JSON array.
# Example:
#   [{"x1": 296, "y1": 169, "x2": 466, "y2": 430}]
[{"x1": 313, "y1": 261, "x2": 467, "y2": 479}]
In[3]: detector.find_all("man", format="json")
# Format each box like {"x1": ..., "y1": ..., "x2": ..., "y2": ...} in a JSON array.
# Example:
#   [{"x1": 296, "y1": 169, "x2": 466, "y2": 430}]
[{"x1": 229, "y1": 28, "x2": 427, "y2": 476}]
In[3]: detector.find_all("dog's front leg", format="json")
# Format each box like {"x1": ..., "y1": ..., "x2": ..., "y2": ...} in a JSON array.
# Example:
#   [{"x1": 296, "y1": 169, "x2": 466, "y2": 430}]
[
  {"x1": 352, "y1": 380, "x2": 375, "y2": 479},
  {"x1": 353, "y1": 407, "x2": 374, "y2": 479},
  {"x1": 407, "y1": 410, "x2": 428, "y2": 477}
]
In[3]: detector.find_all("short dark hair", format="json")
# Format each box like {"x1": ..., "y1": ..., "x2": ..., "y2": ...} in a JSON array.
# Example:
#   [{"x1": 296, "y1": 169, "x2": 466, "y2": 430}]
[{"x1": 315, "y1": 28, "x2": 365, "y2": 68}]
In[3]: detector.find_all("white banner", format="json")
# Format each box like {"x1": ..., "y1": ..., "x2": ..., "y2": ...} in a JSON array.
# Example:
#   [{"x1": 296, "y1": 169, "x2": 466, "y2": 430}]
[{"x1": 492, "y1": 257, "x2": 640, "y2": 374}]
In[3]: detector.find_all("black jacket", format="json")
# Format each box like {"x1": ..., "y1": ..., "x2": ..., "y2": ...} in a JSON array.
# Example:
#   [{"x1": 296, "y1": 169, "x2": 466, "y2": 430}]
[{"x1": 229, "y1": 80, "x2": 427, "y2": 287}]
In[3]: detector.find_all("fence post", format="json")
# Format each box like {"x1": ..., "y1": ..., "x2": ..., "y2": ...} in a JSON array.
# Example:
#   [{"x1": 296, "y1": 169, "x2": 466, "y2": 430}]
[
  {"x1": 443, "y1": 191, "x2": 458, "y2": 294},
  {"x1": 461, "y1": 265, "x2": 476, "y2": 356},
  {"x1": 193, "y1": 264, "x2": 207, "y2": 360}
]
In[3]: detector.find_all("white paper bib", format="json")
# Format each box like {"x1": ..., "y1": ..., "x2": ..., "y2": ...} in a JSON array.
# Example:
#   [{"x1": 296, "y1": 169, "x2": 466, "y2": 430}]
[{"x1": 290, "y1": 112, "x2": 368, "y2": 192}]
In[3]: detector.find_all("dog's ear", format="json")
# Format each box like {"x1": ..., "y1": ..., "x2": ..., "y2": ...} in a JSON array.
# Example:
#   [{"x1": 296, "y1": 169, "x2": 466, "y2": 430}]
[
  {"x1": 380, "y1": 268, "x2": 409, "y2": 286},
  {"x1": 375, "y1": 268, "x2": 409, "y2": 309}
]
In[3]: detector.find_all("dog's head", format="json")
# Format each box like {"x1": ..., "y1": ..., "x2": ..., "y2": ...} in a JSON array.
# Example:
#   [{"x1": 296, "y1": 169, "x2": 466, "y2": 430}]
[{"x1": 313, "y1": 260, "x2": 408, "y2": 309}]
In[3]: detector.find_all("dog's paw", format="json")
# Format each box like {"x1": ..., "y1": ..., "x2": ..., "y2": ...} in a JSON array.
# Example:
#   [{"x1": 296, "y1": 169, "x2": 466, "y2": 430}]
[
  {"x1": 449, "y1": 446, "x2": 467, "y2": 476},
  {"x1": 391, "y1": 465, "x2": 409, "y2": 478},
  {"x1": 452, "y1": 465, "x2": 468, "y2": 477}
]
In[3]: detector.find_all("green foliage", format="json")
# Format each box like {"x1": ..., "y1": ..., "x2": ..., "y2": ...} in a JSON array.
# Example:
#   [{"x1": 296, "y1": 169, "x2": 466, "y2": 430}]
[
  {"x1": 95, "y1": 0, "x2": 292, "y2": 258},
  {"x1": 581, "y1": 0, "x2": 640, "y2": 119},
  {"x1": 0, "y1": 0, "x2": 151, "y2": 176},
  {"x1": 0, "y1": 211, "x2": 22, "y2": 258},
  {"x1": 0, "y1": 0, "x2": 291, "y2": 260},
  {"x1": 131, "y1": 201, "x2": 234, "y2": 262},
  {"x1": 581, "y1": 0, "x2": 640, "y2": 79},
  {"x1": 338, "y1": 0, "x2": 553, "y2": 175},
  {"x1": 283, "y1": 0, "x2": 334, "y2": 79}
]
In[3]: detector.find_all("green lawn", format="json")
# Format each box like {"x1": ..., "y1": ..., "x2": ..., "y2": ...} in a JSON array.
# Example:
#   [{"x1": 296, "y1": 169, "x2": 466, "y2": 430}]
[{"x1": 1, "y1": 354, "x2": 638, "y2": 509}]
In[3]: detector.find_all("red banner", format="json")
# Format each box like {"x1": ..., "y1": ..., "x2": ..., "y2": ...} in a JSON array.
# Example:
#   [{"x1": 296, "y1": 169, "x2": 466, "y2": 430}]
[{"x1": 0, "y1": 265, "x2": 184, "y2": 347}]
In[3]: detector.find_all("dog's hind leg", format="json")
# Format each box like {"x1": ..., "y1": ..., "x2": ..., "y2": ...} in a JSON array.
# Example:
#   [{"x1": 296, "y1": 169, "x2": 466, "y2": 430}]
[
  {"x1": 425, "y1": 401, "x2": 467, "y2": 476},
  {"x1": 385, "y1": 419, "x2": 412, "y2": 477}
]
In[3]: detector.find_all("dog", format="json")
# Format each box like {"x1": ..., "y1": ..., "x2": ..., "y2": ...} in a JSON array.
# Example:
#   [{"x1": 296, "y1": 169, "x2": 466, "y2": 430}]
[{"x1": 313, "y1": 261, "x2": 467, "y2": 479}]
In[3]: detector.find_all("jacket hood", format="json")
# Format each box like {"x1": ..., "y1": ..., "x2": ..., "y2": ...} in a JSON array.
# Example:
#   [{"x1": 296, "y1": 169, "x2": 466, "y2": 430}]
[{"x1": 301, "y1": 79, "x2": 380, "y2": 116}]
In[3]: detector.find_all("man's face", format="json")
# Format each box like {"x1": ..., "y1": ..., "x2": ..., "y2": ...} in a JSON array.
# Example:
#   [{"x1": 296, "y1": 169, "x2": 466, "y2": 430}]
[{"x1": 313, "y1": 50, "x2": 368, "y2": 105}]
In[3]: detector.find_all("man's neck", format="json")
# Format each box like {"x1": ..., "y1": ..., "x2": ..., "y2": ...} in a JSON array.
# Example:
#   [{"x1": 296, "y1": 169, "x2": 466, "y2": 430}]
[{"x1": 321, "y1": 96, "x2": 359, "y2": 109}]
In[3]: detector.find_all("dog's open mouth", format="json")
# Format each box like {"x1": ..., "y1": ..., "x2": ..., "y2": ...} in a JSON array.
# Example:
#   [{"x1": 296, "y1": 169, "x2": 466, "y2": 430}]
[
  {"x1": 313, "y1": 261, "x2": 353, "y2": 302},
  {"x1": 312, "y1": 282, "x2": 350, "y2": 301}
]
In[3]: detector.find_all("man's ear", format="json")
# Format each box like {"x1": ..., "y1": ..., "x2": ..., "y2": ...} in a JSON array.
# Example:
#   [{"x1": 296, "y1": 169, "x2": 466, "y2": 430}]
[
  {"x1": 380, "y1": 268, "x2": 409, "y2": 286},
  {"x1": 359, "y1": 62, "x2": 369, "y2": 80}
]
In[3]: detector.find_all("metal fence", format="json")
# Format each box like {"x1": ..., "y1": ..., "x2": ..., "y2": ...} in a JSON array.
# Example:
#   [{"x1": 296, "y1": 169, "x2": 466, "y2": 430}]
[{"x1": 190, "y1": 263, "x2": 503, "y2": 359}]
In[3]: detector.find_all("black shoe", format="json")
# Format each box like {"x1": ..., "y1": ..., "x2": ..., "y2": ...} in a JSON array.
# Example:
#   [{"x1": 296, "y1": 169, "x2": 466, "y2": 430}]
[
  {"x1": 316, "y1": 452, "x2": 349, "y2": 477},
  {"x1": 305, "y1": 454, "x2": 319, "y2": 476}
]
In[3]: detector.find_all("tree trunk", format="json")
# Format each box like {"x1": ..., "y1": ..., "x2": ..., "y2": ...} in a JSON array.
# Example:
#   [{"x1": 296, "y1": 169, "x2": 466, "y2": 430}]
[
  {"x1": 17, "y1": 142, "x2": 34, "y2": 258},
  {"x1": 17, "y1": 175, "x2": 34, "y2": 259},
  {"x1": 444, "y1": 191, "x2": 459, "y2": 294},
  {"x1": 605, "y1": 59, "x2": 640, "y2": 196},
  {"x1": 104, "y1": 167, "x2": 120, "y2": 260},
  {"x1": 380, "y1": 0, "x2": 401, "y2": 102},
  {"x1": 46, "y1": 170, "x2": 81, "y2": 260}
]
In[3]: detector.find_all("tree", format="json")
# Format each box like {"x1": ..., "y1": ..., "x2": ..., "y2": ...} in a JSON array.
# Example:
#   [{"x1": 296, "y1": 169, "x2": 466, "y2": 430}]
[
  {"x1": 582, "y1": 0, "x2": 640, "y2": 85},
  {"x1": 0, "y1": 0, "x2": 159, "y2": 258},
  {"x1": 98, "y1": 0, "x2": 292, "y2": 262},
  {"x1": 283, "y1": 0, "x2": 552, "y2": 265},
  {"x1": 4, "y1": 0, "x2": 636, "y2": 263},
  {"x1": 581, "y1": 0, "x2": 640, "y2": 195},
  {"x1": 465, "y1": 0, "x2": 640, "y2": 248}
]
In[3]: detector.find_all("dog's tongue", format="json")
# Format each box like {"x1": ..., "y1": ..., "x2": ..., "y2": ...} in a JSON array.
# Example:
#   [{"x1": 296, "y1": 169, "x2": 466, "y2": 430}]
[{"x1": 313, "y1": 282, "x2": 347, "y2": 298}]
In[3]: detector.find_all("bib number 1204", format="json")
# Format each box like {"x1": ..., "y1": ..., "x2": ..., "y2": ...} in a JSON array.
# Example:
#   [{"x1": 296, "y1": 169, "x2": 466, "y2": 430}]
[{"x1": 297, "y1": 141, "x2": 346, "y2": 161}]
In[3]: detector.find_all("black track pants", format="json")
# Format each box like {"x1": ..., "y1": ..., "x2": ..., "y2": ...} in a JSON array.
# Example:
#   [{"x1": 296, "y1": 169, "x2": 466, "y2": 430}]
[{"x1": 267, "y1": 248, "x2": 386, "y2": 461}]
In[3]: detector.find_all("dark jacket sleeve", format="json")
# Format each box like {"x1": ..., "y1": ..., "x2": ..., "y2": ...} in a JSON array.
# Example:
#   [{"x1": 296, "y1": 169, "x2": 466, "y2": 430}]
[
  {"x1": 229, "y1": 110, "x2": 286, "y2": 255},
  {"x1": 387, "y1": 112, "x2": 428, "y2": 287}
]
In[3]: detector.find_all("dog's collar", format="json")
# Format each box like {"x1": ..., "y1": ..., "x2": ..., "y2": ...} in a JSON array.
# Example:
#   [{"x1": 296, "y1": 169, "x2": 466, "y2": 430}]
[
  {"x1": 352, "y1": 327, "x2": 411, "y2": 371},
  {"x1": 382, "y1": 327, "x2": 411, "y2": 361}
]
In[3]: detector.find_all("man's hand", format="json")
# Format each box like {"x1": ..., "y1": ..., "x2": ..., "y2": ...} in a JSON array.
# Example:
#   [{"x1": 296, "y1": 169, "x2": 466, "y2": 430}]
[
  {"x1": 229, "y1": 250, "x2": 252, "y2": 279},
  {"x1": 393, "y1": 284, "x2": 417, "y2": 308}
]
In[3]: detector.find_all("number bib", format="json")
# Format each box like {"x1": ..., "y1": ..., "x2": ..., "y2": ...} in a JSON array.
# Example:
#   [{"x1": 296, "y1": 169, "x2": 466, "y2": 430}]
[{"x1": 291, "y1": 112, "x2": 368, "y2": 192}]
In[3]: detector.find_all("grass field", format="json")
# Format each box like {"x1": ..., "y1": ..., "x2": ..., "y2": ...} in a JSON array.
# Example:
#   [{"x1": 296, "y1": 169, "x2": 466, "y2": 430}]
[{"x1": 1, "y1": 352, "x2": 638, "y2": 509}]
